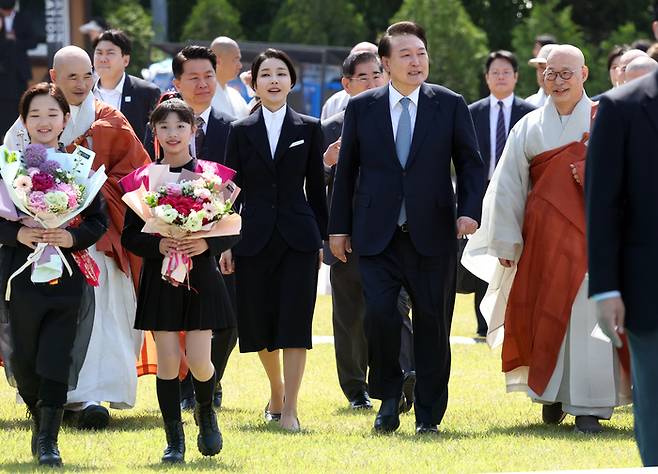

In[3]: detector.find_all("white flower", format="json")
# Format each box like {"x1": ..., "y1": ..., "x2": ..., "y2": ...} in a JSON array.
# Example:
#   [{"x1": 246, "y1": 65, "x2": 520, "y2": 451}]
[
  {"x1": 154, "y1": 204, "x2": 179, "y2": 224},
  {"x1": 181, "y1": 210, "x2": 206, "y2": 232},
  {"x1": 193, "y1": 187, "x2": 211, "y2": 200}
]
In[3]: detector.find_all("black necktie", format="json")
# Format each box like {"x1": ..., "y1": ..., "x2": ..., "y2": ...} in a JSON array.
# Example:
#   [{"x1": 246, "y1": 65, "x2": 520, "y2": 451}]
[
  {"x1": 495, "y1": 100, "x2": 506, "y2": 163},
  {"x1": 195, "y1": 116, "x2": 206, "y2": 159}
]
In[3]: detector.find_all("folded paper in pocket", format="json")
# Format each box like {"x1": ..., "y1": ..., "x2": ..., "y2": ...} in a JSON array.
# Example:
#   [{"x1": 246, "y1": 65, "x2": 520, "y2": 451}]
[{"x1": 289, "y1": 139, "x2": 304, "y2": 148}]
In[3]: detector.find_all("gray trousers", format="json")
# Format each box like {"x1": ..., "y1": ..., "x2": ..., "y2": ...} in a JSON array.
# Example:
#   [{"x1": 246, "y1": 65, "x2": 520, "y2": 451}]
[
  {"x1": 330, "y1": 254, "x2": 414, "y2": 401},
  {"x1": 627, "y1": 328, "x2": 658, "y2": 467}
]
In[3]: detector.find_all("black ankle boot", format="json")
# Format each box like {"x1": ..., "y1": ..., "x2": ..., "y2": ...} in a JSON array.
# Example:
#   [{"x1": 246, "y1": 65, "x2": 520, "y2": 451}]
[
  {"x1": 194, "y1": 402, "x2": 222, "y2": 456},
  {"x1": 37, "y1": 406, "x2": 63, "y2": 467},
  {"x1": 162, "y1": 420, "x2": 185, "y2": 464},
  {"x1": 25, "y1": 402, "x2": 40, "y2": 457}
]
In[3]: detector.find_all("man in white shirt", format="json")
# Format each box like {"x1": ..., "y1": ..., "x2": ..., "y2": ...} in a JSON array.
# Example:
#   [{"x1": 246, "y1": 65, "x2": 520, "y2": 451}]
[
  {"x1": 526, "y1": 43, "x2": 556, "y2": 107},
  {"x1": 92, "y1": 29, "x2": 161, "y2": 144},
  {"x1": 209, "y1": 36, "x2": 250, "y2": 121}
]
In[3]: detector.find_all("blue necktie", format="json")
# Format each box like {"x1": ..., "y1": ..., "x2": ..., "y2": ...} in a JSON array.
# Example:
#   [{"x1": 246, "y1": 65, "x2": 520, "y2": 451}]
[
  {"x1": 495, "y1": 100, "x2": 506, "y2": 163},
  {"x1": 396, "y1": 97, "x2": 412, "y2": 225}
]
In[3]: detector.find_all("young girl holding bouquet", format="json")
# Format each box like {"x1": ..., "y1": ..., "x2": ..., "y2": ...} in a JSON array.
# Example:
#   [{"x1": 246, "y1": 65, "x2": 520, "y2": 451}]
[
  {"x1": 121, "y1": 98, "x2": 236, "y2": 464},
  {"x1": 0, "y1": 83, "x2": 107, "y2": 467}
]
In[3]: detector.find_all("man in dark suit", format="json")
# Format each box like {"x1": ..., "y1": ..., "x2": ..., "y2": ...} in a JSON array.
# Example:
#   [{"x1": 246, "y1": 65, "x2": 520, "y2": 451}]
[
  {"x1": 0, "y1": 0, "x2": 36, "y2": 138},
  {"x1": 323, "y1": 51, "x2": 415, "y2": 412},
  {"x1": 92, "y1": 29, "x2": 161, "y2": 145},
  {"x1": 146, "y1": 46, "x2": 235, "y2": 411},
  {"x1": 329, "y1": 21, "x2": 485, "y2": 434},
  {"x1": 467, "y1": 50, "x2": 535, "y2": 337},
  {"x1": 586, "y1": 68, "x2": 658, "y2": 467}
]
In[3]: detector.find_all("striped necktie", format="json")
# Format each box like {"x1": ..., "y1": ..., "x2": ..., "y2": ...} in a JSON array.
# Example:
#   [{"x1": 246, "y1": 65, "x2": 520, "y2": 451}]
[
  {"x1": 495, "y1": 100, "x2": 506, "y2": 163},
  {"x1": 194, "y1": 116, "x2": 206, "y2": 159}
]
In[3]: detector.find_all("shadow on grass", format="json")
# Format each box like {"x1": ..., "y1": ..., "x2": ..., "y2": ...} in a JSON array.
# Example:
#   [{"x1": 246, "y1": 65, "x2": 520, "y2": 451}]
[
  {"x1": 1, "y1": 461, "x2": 103, "y2": 472},
  {"x1": 238, "y1": 421, "x2": 314, "y2": 435},
  {"x1": 332, "y1": 407, "x2": 375, "y2": 416},
  {"x1": 485, "y1": 422, "x2": 634, "y2": 439},
  {"x1": 0, "y1": 417, "x2": 30, "y2": 431},
  {"x1": 143, "y1": 457, "x2": 242, "y2": 471}
]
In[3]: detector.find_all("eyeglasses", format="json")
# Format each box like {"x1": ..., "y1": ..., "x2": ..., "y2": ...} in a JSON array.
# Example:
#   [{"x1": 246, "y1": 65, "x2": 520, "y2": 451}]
[
  {"x1": 348, "y1": 73, "x2": 383, "y2": 83},
  {"x1": 544, "y1": 70, "x2": 575, "y2": 81},
  {"x1": 488, "y1": 70, "x2": 514, "y2": 78}
]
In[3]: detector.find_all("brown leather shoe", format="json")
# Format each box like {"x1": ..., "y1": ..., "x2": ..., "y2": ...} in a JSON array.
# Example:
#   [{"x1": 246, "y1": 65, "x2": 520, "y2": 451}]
[{"x1": 542, "y1": 402, "x2": 567, "y2": 424}]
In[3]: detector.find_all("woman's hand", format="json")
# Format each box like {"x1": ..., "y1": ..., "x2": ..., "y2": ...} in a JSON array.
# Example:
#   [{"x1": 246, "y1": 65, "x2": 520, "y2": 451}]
[
  {"x1": 42, "y1": 229, "x2": 74, "y2": 248},
  {"x1": 176, "y1": 239, "x2": 209, "y2": 257},
  {"x1": 17, "y1": 226, "x2": 43, "y2": 249},
  {"x1": 159, "y1": 238, "x2": 178, "y2": 256},
  {"x1": 219, "y1": 249, "x2": 234, "y2": 274}
]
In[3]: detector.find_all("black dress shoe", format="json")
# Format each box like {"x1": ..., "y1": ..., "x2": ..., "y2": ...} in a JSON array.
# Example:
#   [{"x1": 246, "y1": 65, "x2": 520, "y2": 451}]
[
  {"x1": 213, "y1": 381, "x2": 222, "y2": 409},
  {"x1": 180, "y1": 397, "x2": 196, "y2": 411},
  {"x1": 77, "y1": 404, "x2": 110, "y2": 430},
  {"x1": 575, "y1": 416, "x2": 603, "y2": 434},
  {"x1": 542, "y1": 402, "x2": 566, "y2": 425},
  {"x1": 373, "y1": 397, "x2": 400, "y2": 433},
  {"x1": 264, "y1": 402, "x2": 281, "y2": 422},
  {"x1": 400, "y1": 371, "x2": 416, "y2": 414},
  {"x1": 349, "y1": 392, "x2": 373, "y2": 410},
  {"x1": 415, "y1": 422, "x2": 439, "y2": 435}
]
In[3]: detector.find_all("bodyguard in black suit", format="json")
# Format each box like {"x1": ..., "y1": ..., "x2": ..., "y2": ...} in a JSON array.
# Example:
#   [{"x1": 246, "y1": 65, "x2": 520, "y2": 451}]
[
  {"x1": 322, "y1": 51, "x2": 415, "y2": 411},
  {"x1": 92, "y1": 30, "x2": 161, "y2": 144},
  {"x1": 220, "y1": 49, "x2": 327, "y2": 432},
  {"x1": 467, "y1": 50, "x2": 535, "y2": 337},
  {"x1": 586, "y1": 69, "x2": 658, "y2": 467},
  {"x1": 329, "y1": 22, "x2": 485, "y2": 434}
]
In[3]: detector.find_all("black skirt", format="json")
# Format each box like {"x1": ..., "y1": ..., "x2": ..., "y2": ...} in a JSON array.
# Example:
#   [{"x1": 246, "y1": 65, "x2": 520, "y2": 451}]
[{"x1": 235, "y1": 229, "x2": 319, "y2": 352}]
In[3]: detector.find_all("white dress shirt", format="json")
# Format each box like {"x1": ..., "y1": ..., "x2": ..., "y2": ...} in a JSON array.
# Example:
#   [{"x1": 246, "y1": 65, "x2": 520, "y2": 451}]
[
  {"x1": 4, "y1": 10, "x2": 16, "y2": 33},
  {"x1": 189, "y1": 106, "x2": 211, "y2": 159},
  {"x1": 93, "y1": 73, "x2": 126, "y2": 111},
  {"x1": 321, "y1": 89, "x2": 350, "y2": 120},
  {"x1": 211, "y1": 82, "x2": 250, "y2": 120},
  {"x1": 525, "y1": 88, "x2": 548, "y2": 108},
  {"x1": 262, "y1": 104, "x2": 287, "y2": 158},
  {"x1": 388, "y1": 83, "x2": 420, "y2": 140},
  {"x1": 488, "y1": 93, "x2": 514, "y2": 179}
]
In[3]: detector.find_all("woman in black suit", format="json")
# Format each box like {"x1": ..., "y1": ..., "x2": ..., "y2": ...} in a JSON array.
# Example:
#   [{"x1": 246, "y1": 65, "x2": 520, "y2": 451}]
[{"x1": 220, "y1": 49, "x2": 327, "y2": 431}]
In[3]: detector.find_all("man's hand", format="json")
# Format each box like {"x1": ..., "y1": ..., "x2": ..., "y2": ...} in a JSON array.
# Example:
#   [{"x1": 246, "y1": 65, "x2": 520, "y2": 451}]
[
  {"x1": 595, "y1": 296, "x2": 625, "y2": 348},
  {"x1": 17, "y1": 227, "x2": 43, "y2": 249},
  {"x1": 177, "y1": 239, "x2": 209, "y2": 257},
  {"x1": 42, "y1": 229, "x2": 74, "y2": 248},
  {"x1": 456, "y1": 216, "x2": 478, "y2": 238},
  {"x1": 498, "y1": 258, "x2": 514, "y2": 268},
  {"x1": 329, "y1": 235, "x2": 351, "y2": 263},
  {"x1": 323, "y1": 138, "x2": 341, "y2": 167},
  {"x1": 219, "y1": 250, "x2": 234, "y2": 275}
]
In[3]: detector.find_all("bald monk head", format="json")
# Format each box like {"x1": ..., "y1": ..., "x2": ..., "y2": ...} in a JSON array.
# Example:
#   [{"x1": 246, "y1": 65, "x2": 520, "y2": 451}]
[
  {"x1": 49, "y1": 46, "x2": 94, "y2": 106},
  {"x1": 210, "y1": 36, "x2": 242, "y2": 86},
  {"x1": 618, "y1": 49, "x2": 649, "y2": 85},
  {"x1": 351, "y1": 42, "x2": 378, "y2": 55},
  {"x1": 624, "y1": 56, "x2": 658, "y2": 82},
  {"x1": 545, "y1": 44, "x2": 589, "y2": 115}
]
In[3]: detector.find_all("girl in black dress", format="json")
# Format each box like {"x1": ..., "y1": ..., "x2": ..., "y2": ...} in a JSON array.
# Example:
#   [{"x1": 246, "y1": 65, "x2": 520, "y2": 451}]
[
  {"x1": 122, "y1": 99, "x2": 236, "y2": 464},
  {"x1": 220, "y1": 49, "x2": 328, "y2": 432},
  {"x1": 0, "y1": 83, "x2": 107, "y2": 467}
]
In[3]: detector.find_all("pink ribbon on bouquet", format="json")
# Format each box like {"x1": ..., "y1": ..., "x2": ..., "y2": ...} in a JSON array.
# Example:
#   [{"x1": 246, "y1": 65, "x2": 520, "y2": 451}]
[{"x1": 161, "y1": 250, "x2": 193, "y2": 289}]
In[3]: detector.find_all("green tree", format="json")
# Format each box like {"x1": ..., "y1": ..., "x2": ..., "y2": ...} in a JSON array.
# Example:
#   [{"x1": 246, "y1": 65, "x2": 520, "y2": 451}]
[
  {"x1": 105, "y1": 0, "x2": 155, "y2": 75},
  {"x1": 462, "y1": 0, "x2": 530, "y2": 50},
  {"x1": 180, "y1": 0, "x2": 243, "y2": 42},
  {"x1": 269, "y1": 0, "x2": 367, "y2": 46},
  {"x1": 391, "y1": 0, "x2": 489, "y2": 103},
  {"x1": 228, "y1": 0, "x2": 283, "y2": 41},
  {"x1": 352, "y1": 0, "x2": 404, "y2": 41},
  {"x1": 510, "y1": 0, "x2": 587, "y2": 98},
  {"x1": 588, "y1": 22, "x2": 640, "y2": 95}
]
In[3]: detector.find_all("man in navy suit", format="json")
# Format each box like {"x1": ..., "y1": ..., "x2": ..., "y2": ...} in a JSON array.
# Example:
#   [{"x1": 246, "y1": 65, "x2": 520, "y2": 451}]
[
  {"x1": 329, "y1": 21, "x2": 485, "y2": 434},
  {"x1": 92, "y1": 30, "x2": 161, "y2": 146},
  {"x1": 146, "y1": 46, "x2": 235, "y2": 411},
  {"x1": 467, "y1": 50, "x2": 535, "y2": 337}
]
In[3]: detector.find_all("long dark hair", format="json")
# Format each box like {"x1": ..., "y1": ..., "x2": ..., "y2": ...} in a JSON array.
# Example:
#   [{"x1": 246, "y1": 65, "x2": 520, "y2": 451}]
[{"x1": 249, "y1": 48, "x2": 297, "y2": 113}]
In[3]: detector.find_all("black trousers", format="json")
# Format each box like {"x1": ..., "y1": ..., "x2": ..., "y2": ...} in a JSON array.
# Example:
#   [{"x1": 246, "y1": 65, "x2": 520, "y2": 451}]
[
  {"x1": 359, "y1": 229, "x2": 455, "y2": 425},
  {"x1": 474, "y1": 276, "x2": 488, "y2": 335},
  {"x1": 330, "y1": 254, "x2": 414, "y2": 401}
]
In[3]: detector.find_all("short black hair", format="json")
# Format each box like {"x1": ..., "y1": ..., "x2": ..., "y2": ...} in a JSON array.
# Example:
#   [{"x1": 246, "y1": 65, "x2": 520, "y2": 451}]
[
  {"x1": 93, "y1": 29, "x2": 132, "y2": 56},
  {"x1": 607, "y1": 45, "x2": 629, "y2": 71},
  {"x1": 250, "y1": 48, "x2": 297, "y2": 89},
  {"x1": 631, "y1": 38, "x2": 652, "y2": 52},
  {"x1": 535, "y1": 34, "x2": 557, "y2": 47},
  {"x1": 172, "y1": 45, "x2": 217, "y2": 80},
  {"x1": 342, "y1": 51, "x2": 381, "y2": 78},
  {"x1": 378, "y1": 21, "x2": 428, "y2": 58},
  {"x1": 149, "y1": 98, "x2": 195, "y2": 129},
  {"x1": 485, "y1": 50, "x2": 518, "y2": 73}
]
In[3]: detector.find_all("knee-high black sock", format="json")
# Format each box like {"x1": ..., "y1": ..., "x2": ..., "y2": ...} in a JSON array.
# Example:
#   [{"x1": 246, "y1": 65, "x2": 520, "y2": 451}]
[
  {"x1": 38, "y1": 378, "x2": 68, "y2": 408},
  {"x1": 156, "y1": 377, "x2": 182, "y2": 422},
  {"x1": 192, "y1": 372, "x2": 216, "y2": 406}
]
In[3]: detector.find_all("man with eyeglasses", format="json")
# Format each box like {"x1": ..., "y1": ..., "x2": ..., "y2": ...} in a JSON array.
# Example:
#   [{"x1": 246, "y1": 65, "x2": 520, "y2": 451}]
[
  {"x1": 466, "y1": 50, "x2": 535, "y2": 338},
  {"x1": 463, "y1": 44, "x2": 630, "y2": 434},
  {"x1": 322, "y1": 51, "x2": 416, "y2": 412}
]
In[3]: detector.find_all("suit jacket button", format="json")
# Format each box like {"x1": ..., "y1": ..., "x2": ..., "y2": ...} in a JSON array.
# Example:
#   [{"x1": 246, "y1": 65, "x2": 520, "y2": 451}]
[
  {"x1": 402, "y1": 171, "x2": 407, "y2": 177},
  {"x1": 271, "y1": 204, "x2": 275, "y2": 209}
]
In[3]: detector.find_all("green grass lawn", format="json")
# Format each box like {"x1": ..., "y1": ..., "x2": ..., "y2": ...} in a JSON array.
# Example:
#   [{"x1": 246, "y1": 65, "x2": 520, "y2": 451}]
[{"x1": 0, "y1": 294, "x2": 640, "y2": 472}]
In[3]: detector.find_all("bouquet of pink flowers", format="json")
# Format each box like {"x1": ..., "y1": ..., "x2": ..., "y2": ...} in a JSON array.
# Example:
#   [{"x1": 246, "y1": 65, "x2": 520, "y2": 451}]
[
  {"x1": 121, "y1": 160, "x2": 241, "y2": 287},
  {"x1": 0, "y1": 144, "x2": 107, "y2": 299}
]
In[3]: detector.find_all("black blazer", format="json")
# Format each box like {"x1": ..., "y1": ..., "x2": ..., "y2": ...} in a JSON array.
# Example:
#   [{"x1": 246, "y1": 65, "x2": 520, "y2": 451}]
[
  {"x1": 144, "y1": 107, "x2": 232, "y2": 163},
  {"x1": 225, "y1": 106, "x2": 328, "y2": 256},
  {"x1": 8, "y1": 11, "x2": 37, "y2": 83},
  {"x1": 468, "y1": 95, "x2": 536, "y2": 175},
  {"x1": 321, "y1": 110, "x2": 344, "y2": 265},
  {"x1": 586, "y1": 69, "x2": 658, "y2": 333},
  {"x1": 328, "y1": 83, "x2": 485, "y2": 257},
  {"x1": 119, "y1": 74, "x2": 161, "y2": 146}
]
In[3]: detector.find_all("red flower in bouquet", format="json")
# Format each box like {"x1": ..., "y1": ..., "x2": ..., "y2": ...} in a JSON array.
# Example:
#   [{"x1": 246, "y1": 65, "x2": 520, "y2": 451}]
[{"x1": 31, "y1": 172, "x2": 56, "y2": 192}]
